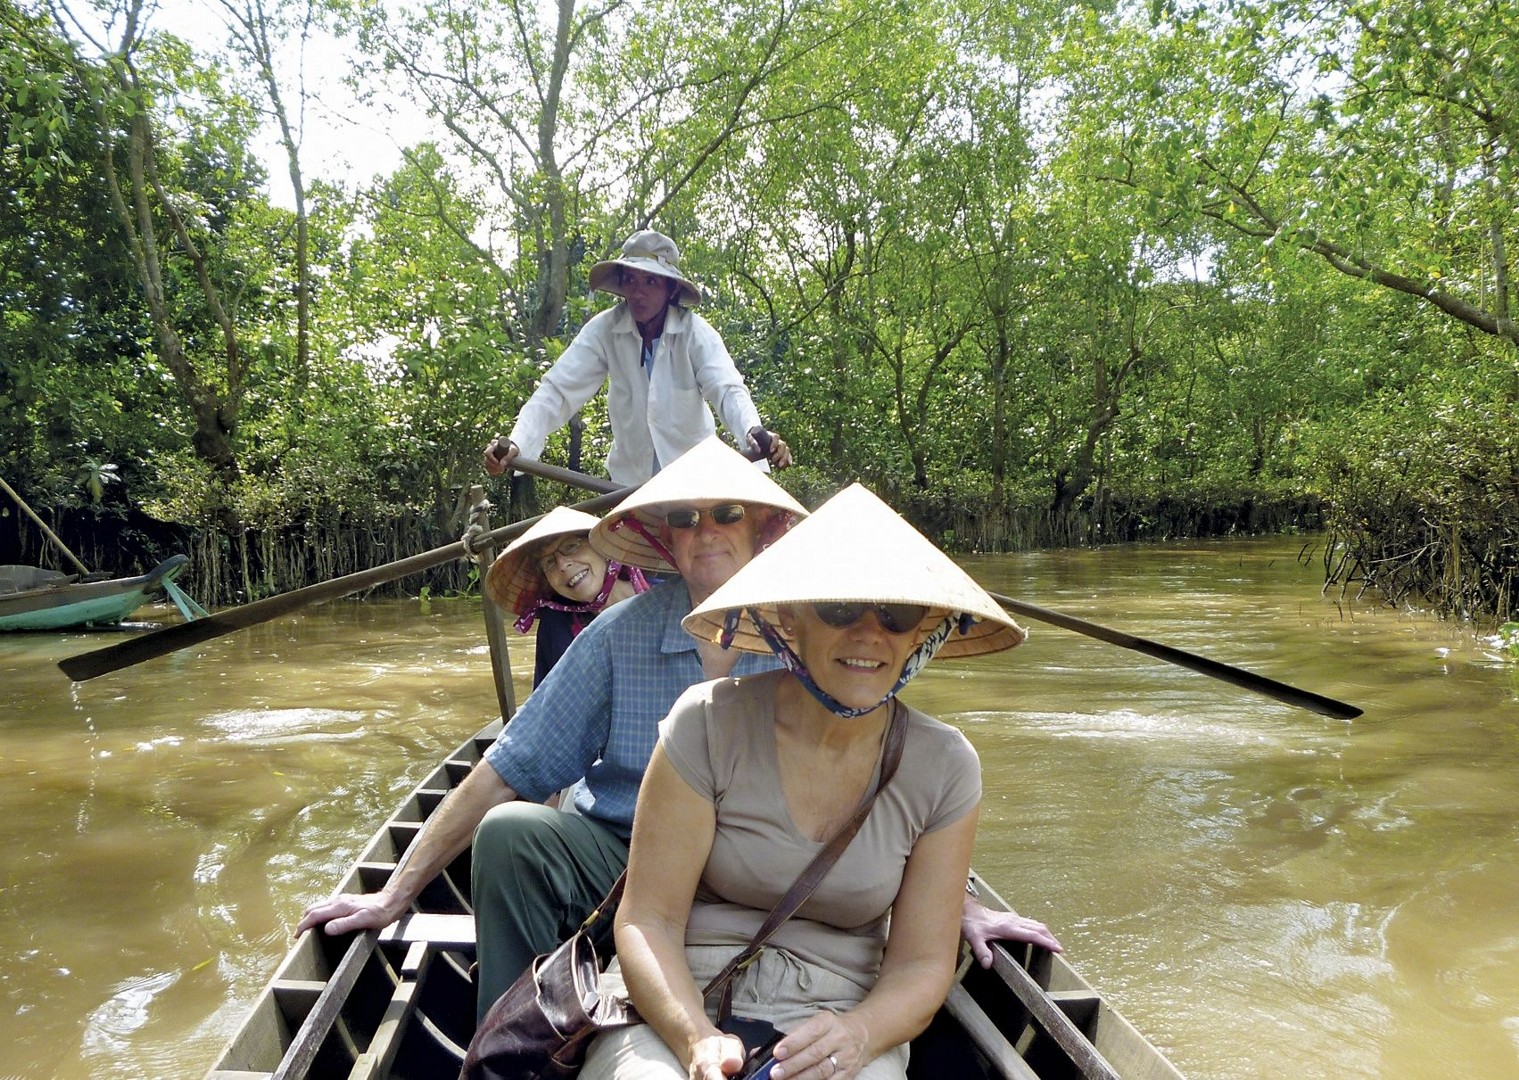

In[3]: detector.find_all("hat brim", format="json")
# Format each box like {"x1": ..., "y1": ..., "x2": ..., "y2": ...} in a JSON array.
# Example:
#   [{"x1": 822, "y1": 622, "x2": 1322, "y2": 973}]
[
  {"x1": 589, "y1": 436, "x2": 807, "y2": 573},
  {"x1": 589, "y1": 258, "x2": 703, "y2": 306},
  {"x1": 486, "y1": 506, "x2": 603, "y2": 618},
  {"x1": 683, "y1": 484, "x2": 1026, "y2": 659}
]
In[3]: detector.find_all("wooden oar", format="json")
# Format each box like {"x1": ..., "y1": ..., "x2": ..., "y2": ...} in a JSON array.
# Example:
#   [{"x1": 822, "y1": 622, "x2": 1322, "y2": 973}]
[
  {"x1": 507, "y1": 459, "x2": 1361, "y2": 719},
  {"x1": 989, "y1": 590, "x2": 1360, "y2": 719},
  {"x1": 57, "y1": 466, "x2": 633, "y2": 682},
  {"x1": 505, "y1": 456, "x2": 620, "y2": 494}
]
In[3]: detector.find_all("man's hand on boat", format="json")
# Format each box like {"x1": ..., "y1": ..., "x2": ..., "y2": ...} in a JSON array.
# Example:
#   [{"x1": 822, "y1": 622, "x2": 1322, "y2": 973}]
[
  {"x1": 960, "y1": 898, "x2": 1064, "y2": 967},
  {"x1": 297, "y1": 890, "x2": 404, "y2": 936}
]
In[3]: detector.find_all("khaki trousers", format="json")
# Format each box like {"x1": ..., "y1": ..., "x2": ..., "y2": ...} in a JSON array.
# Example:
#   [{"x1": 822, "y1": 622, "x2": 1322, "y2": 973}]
[
  {"x1": 469, "y1": 801, "x2": 629, "y2": 1023},
  {"x1": 580, "y1": 944, "x2": 909, "y2": 1080}
]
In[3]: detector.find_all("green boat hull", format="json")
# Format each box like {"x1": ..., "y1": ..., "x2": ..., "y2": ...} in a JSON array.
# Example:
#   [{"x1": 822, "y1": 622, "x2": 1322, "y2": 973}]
[{"x1": 0, "y1": 555, "x2": 190, "y2": 631}]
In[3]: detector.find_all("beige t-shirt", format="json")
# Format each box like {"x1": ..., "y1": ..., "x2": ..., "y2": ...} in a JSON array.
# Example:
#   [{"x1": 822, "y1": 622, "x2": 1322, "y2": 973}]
[{"x1": 659, "y1": 669, "x2": 981, "y2": 991}]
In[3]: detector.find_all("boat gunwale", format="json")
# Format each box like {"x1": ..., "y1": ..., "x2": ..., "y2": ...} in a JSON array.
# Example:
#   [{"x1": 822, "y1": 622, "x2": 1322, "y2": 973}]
[{"x1": 206, "y1": 716, "x2": 1183, "y2": 1080}]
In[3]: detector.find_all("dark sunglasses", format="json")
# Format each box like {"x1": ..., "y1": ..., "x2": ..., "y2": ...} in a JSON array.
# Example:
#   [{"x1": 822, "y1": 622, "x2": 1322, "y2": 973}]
[
  {"x1": 664, "y1": 504, "x2": 746, "y2": 529},
  {"x1": 811, "y1": 602, "x2": 929, "y2": 635}
]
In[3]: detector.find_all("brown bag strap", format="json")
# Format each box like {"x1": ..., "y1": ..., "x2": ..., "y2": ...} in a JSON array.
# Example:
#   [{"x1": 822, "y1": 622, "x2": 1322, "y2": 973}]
[
  {"x1": 576, "y1": 867, "x2": 628, "y2": 936},
  {"x1": 700, "y1": 699, "x2": 908, "y2": 1016}
]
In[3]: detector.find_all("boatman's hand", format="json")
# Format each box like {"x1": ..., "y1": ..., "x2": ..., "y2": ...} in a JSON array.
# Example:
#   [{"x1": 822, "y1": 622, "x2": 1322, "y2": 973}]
[
  {"x1": 483, "y1": 435, "x2": 519, "y2": 477},
  {"x1": 747, "y1": 426, "x2": 793, "y2": 468},
  {"x1": 297, "y1": 889, "x2": 404, "y2": 936},
  {"x1": 960, "y1": 896, "x2": 1063, "y2": 968}
]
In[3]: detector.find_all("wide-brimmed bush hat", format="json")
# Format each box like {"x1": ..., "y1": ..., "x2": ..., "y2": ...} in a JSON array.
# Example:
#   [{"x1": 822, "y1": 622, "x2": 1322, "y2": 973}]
[
  {"x1": 588, "y1": 230, "x2": 703, "y2": 307},
  {"x1": 684, "y1": 483, "x2": 1026, "y2": 660},
  {"x1": 486, "y1": 506, "x2": 602, "y2": 616},
  {"x1": 590, "y1": 435, "x2": 807, "y2": 574}
]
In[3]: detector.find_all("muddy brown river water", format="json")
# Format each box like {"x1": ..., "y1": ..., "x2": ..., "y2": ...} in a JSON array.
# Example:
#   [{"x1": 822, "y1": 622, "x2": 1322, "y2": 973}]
[{"x1": 2, "y1": 536, "x2": 1516, "y2": 1078}]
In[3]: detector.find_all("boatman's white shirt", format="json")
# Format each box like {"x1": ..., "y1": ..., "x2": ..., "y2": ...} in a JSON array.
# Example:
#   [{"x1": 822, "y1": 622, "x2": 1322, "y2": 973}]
[{"x1": 508, "y1": 302, "x2": 765, "y2": 486}]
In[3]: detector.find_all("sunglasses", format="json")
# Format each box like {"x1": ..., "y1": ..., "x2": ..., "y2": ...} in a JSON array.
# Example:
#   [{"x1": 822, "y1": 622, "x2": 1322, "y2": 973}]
[
  {"x1": 811, "y1": 602, "x2": 929, "y2": 635},
  {"x1": 664, "y1": 504, "x2": 746, "y2": 529}
]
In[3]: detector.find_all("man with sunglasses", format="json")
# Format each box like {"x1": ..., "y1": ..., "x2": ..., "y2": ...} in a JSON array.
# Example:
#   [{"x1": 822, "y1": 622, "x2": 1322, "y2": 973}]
[
  {"x1": 482, "y1": 229, "x2": 792, "y2": 486},
  {"x1": 299, "y1": 438, "x2": 806, "y2": 1019}
]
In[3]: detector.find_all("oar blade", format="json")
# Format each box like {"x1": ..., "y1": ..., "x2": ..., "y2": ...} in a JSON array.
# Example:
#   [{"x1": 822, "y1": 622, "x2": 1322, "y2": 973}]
[
  {"x1": 59, "y1": 611, "x2": 253, "y2": 681},
  {"x1": 56, "y1": 470, "x2": 632, "y2": 683},
  {"x1": 58, "y1": 541, "x2": 466, "y2": 682},
  {"x1": 990, "y1": 591, "x2": 1363, "y2": 720}
]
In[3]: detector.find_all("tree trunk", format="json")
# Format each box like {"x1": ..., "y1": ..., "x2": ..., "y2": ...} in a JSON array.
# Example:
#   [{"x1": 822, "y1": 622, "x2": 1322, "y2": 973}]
[{"x1": 88, "y1": 19, "x2": 244, "y2": 535}]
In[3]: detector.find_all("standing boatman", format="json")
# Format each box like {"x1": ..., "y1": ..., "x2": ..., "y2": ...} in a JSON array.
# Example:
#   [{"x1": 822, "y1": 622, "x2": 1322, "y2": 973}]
[{"x1": 483, "y1": 229, "x2": 792, "y2": 485}]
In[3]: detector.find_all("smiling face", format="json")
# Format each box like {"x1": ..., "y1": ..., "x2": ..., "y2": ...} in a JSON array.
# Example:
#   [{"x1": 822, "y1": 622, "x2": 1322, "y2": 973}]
[
  {"x1": 660, "y1": 501, "x2": 766, "y2": 604},
  {"x1": 781, "y1": 602, "x2": 922, "y2": 713},
  {"x1": 536, "y1": 534, "x2": 607, "y2": 604}
]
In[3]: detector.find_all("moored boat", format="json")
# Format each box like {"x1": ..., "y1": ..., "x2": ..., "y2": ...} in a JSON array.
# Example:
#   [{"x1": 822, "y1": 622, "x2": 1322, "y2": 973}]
[
  {"x1": 207, "y1": 718, "x2": 1185, "y2": 1080},
  {"x1": 0, "y1": 554, "x2": 202, "y2": 631}
]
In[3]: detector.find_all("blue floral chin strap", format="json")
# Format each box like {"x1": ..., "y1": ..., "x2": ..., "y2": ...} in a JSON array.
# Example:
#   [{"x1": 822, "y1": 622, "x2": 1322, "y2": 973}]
[{"x1": 728, "y1": 608, "x2": 967, "y2": 718}]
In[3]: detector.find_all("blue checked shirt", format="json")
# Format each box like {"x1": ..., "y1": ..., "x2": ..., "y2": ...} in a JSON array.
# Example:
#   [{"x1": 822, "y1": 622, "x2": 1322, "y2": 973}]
[{"x1": 484, "y1": 578, "x2": 780, "y2": 837}]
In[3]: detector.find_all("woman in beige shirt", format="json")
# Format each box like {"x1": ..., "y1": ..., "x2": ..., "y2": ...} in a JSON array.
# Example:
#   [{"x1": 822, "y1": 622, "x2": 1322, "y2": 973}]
[{"x1": 580, "y1": 484, "x2": 1027, "y2": 1080}]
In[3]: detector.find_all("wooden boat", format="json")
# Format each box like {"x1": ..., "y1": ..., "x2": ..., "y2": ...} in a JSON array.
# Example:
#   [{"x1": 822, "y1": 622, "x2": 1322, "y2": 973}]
[
  {"x1": 207, "y1": 718, "x2": 1186, "y2": 1080},
  {"x1": 0, "y1": 554, "x2": 199, "y2": 631}
]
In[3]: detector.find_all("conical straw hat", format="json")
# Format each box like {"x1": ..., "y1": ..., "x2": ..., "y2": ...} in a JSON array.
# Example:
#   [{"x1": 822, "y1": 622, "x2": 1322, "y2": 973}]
[
  {"x1": 485, "y1": 506, "x2": 602, "y2": 616},
  {"x1": 683, "y1": 483, "x2": 1025, "y2": 659},
  {"x1": 589, "y1": 436, "x2": 807, "y2": 573}
]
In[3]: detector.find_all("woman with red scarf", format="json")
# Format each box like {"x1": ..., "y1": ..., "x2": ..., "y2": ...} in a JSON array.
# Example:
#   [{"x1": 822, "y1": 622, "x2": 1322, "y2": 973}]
[{"x1": 486, "y1": 507, "x2": 650, "y2": 687}]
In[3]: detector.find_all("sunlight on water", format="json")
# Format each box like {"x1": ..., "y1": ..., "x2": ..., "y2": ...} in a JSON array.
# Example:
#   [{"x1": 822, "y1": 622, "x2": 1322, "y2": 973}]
[
  {"x1": 83, "y1": 970, "x2": 182, "y2": 1053},
  {"x1": 2, "y1": 540, "x2": 1517, "y2": 1079},
  {"x1": 202, "y1": 706, "x2": 369, "y2": 741}
]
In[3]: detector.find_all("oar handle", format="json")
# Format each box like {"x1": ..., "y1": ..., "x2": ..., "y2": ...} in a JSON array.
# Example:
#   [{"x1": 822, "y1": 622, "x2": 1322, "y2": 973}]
[
  {"x1": 748, "y1": 427, "x2": 774, "y2": 461},
  {"x1": 990, "y1": 591, "x2": 1363, "y2": 720},
  {"x1": 505, "y1": 455, "x2": 620, "y2": 494},
  {"x1": 491, "y1": 435, "x2": 769, "y2": 488}
]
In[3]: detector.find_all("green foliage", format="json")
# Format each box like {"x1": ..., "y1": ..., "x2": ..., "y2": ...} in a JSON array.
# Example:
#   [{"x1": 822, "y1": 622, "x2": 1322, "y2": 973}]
[
  {"x1": 76, "y1": 459, "x2": 118, "y2": 503},
  {"x1": 4, "y1": 0, "x2": 1518, "y2": 619},
  {"x1": 1307, "y1": 360, "x2": 1519, "y2": 619},
  {"x1": 1061, "y1": 0, "x2": 1519, "y2": 349}
]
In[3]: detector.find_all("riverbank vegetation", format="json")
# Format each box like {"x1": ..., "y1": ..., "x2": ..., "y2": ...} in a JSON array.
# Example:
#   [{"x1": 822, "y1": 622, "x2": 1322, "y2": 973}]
[{"x1": 2, "y1": 0, "x2": 1514, "y2": 622}]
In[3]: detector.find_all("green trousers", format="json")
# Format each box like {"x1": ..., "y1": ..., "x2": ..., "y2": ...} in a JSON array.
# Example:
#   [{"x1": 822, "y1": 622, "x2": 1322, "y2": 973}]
[{"x1": 470, "y1": 801, "x2": 630, "y2": 1023}]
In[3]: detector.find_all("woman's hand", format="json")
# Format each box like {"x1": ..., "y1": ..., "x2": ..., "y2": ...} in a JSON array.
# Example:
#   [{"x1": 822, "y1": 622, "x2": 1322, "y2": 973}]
[
  {"x1": 768, "y1": 1011, "x2": 869, "y2": 1079},
  {"x1": 961, "y1": 896, "x2": 1064, "y2": 967},
  {"x1": 687, "y1": 1031, "x2": 745, "y2": 1080}
]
